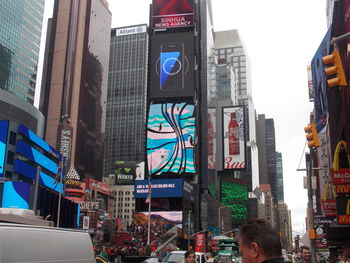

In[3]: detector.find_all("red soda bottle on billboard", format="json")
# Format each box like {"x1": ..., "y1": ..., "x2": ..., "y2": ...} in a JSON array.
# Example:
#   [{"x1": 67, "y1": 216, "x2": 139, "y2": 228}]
[
  {"x1": 228, "y1": 112, "x2": 239, "y2": 155},
  {"x1": 208, "y1": 113, "x2": 214, "y2": 155}
]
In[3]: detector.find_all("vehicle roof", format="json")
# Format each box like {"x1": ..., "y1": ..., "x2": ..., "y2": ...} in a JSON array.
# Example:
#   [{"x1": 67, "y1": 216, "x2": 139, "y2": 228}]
[{"x1": 0, "y1": 223, "x2": 87, "y2": 234}]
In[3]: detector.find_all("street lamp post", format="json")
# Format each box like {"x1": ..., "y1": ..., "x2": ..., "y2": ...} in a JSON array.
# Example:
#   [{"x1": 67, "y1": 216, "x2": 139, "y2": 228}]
[{"x1": 218, "y1": 206, "x2": 229, "y2": 234}]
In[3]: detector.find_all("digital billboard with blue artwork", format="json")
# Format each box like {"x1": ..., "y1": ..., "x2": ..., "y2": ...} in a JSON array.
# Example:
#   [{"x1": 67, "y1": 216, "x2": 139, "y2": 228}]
[
  {"x1": 2, "y1": 181, "x2": 30, "y2": 209},
  {"x1": 0, "y1": 120, "x2": 9, "y2": 178},
  {"x1": 311, "y1": 27, "x2": 332, "y2": 134},
  {"x1": 147, "y1": 103, "x2": 195, "y2": 175}
]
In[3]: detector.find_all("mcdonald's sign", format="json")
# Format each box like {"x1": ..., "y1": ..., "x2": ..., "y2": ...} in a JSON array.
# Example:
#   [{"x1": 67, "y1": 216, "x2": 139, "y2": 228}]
[
  {"x1": 335, "y1": 184, "x2": 350, "y2": 194},
  {"x1": 321, "y1": 182, "x2": 337, "y2": 216},
  {"x1": 331, "y1": 169, "x2": 350, "y2": 184},
  {"x1": 336, "y1": 194, "x2": 350, "y2": 225}
]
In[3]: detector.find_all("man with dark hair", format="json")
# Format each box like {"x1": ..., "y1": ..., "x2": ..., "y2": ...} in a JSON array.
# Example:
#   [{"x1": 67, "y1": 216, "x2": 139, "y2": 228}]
[
  {"x1": 239, "y1": 219, "x2": 285, "y2": 263},
  {"x1": 297, "y1": 246, "x2": 312, "y2": 263}
]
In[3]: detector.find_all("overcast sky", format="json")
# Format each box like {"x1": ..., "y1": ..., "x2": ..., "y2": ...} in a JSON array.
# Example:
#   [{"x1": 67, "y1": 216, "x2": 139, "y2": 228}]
[{"x1": 37, "y1": 0, "x2": 328, "y2": 235}]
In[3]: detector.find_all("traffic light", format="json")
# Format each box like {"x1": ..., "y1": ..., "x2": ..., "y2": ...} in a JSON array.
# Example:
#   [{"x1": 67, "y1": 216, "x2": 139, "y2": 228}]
[
  {"x1": 304, "y1": 122, "x2": 320, "y2": 148},
  {"x1": 322, "y1": 50, "x2": 347, "y2": 88},
  {"x1": 309, "y1": 229, "x2": 316, "y2": 240}
]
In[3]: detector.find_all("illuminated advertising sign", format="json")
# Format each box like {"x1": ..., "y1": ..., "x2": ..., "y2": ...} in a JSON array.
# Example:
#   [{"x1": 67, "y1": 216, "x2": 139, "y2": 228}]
[
  {"x1": 222, "y1": 106, "x2": 246, "y2": 170},
  {"x1": 311, "y1": 28, "x2": 331, "y2": 134},
  {"x1": 58, "y1": 125, "x2": 72, "y2": 160},
  {"x1": 221, "y1": 178, "x2": 248, "y2": 225},
  {"x1": 133, "y1": 211, "x2": 182, "y2": 227},
  {"x1": 115, "y1": 161, "x2": 141, "y2": 185},
  {"x1": 336, "y1": 194, "x2": 350, "y2": 224},
  {"x1": 331, "y1": 169, "x2": 350, "y2": 184},
  {"x1": 85, "y1": 178, "x2": 109, "y2": 195},
  {"x1": 0, "y1": 120, "x2": 9, "y2": 178},
  {"x1": 147, "y1": 103, "x2": 195, "y2": 175},
  {"x1": 152, "y1": 0, "x2": 194, "y2": 29},
  {"x1": 16, "y1": 140, "x2": 59, "y2": 175},
  {"x1": 14, "y1": 159, "x2": 63, "y2": 193},
  {"x1": 18, "y1": 124, "x2": 61, "y2": 159},
  {"x1": 134, "y1": 179, "x2": 183, "y2": 198},
  {"x1": 150, "y1": 33, "x2": 194, "y2": 99},
  {"x1": 2, "y1": 182, "x2": 30, "y2": 209},
  {"x1": 208, "y1": 108, "x2": 216, "y2": 170},
  {"x1": 80, "y1": 201, "x2": 100, "y2": 211}
]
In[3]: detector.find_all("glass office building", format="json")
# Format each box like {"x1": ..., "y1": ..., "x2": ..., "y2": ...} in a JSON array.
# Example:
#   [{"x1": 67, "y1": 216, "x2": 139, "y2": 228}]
[
  {"x1": 0, "y1": 0, "x2": 44, "y2": 104},
  {"x1": 104, "y1": 25, "x2": 148, "y2": 176}
]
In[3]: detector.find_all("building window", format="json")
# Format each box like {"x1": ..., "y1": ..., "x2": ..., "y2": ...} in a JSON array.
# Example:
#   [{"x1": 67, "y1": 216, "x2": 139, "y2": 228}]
[
  {"x1": 9, "y1": 132, "x2": 16, "y2": 145},
  {"x1": 7, "y1": 151, "x2": 14, "y2": 165}
]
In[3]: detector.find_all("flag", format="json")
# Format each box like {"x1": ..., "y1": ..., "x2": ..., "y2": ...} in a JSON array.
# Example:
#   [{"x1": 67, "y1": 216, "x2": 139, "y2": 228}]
[{"x1": 53, "y1": 158, "x2": 63, "y2": 184}]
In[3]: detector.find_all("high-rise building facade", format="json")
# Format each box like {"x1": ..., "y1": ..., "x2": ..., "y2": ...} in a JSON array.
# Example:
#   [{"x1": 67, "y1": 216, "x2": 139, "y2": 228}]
[
  {"x1": 276, "y1": 151, "x2": 284, "y2": 203},
  {"x1": 104, "y1": 25, "x2": 148, "y2": 176},
  {"x1": 0, "y1": 0, "x2": 44, "y2": 104},
  {"x1": 214, "y1": 29, "x2": 259, "y2": 192},
  {"x1": 40, "y1": 0, "x2": 111, "y2": 180},
  {"x1": 256, "y1": 114, "x2": 278, "y2": 202}
]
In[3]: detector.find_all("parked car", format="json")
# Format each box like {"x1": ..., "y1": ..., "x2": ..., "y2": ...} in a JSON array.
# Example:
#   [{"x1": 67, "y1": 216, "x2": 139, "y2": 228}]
[
  {"x1": 0, "y1": 223, "x2": 96, "y2": 263},
  {"x1": 162, "y1": 251, "x2": 208, "y2": 263}
]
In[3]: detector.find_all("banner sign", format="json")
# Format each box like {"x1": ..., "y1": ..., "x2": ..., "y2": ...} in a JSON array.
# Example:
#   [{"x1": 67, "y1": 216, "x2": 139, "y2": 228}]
[
  {"x1": 331, "y1": 169, "x2": 350, "y2": 184},
  {"x1": 208, "y1": 108, "x2": 216, "y2": 169},
  {"x1": 152, "y1": 0, "x2": 194, "y2": 29},
  {"x1": 195, "y1": 233, "x2": 206, "y2": 252},
  {"x1": 222, "y1": 106, "x2": 246, "y2": 170},
  {"x1": 80, "y1": 201, "x2": 100, "y2": 211},
  {"x1": 116, "y1": 25, "x2": 147, "y2": 36},
  {"x1": 336, "y1": 194, "x2": 350, "y2": 224},
  {"x1": 83, "y1": 216, "x2": 90, "y2": 229},
  {"x1": 85, "y1": 178, "x2": 109, "y2": 195},
  {"x1": 134, "y1": 179, "x2": 184, "y2": 198},
  {"x1": 311, "y1": 27, "x2": 332, "y2": 134},
  {"x1": 313, "y1": 217, "x2": 336, "y2": 248}
]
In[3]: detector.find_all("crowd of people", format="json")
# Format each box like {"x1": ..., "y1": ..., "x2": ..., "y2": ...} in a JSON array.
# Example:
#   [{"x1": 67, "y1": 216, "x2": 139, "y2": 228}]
[{"x1": 94, "y1": 223, "x2": 173, "y2": 261}]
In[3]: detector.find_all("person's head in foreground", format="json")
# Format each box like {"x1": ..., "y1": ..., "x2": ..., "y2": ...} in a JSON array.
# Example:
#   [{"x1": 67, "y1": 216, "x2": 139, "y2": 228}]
[{"x1": 239, "y1": 219, "x2": 283, "y2": 263}]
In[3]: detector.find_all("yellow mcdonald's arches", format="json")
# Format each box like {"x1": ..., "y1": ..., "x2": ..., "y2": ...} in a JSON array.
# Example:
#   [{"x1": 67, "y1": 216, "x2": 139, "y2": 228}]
[
  {"x1": 333, "y1": 141, "x2": 350, "y2": 172},
  {"x1": 323, "y1": 182, "x2": 335, "y2": 200},
  {"x1": 347, "y1": 198, "x2": 350, "y2": 215}
]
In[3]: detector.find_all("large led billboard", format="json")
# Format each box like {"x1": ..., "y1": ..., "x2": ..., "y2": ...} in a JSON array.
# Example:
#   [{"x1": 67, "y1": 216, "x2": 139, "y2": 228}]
[
  {"x1": 14, "y1": 159, "x2": 63, "y2": 193},
  {"x1": 147, "y1": 103, "x2": 195, "y2": 175},
  {"x1": 133, "y1": 211, "x2": 182, "y2": 227},
  {"x1": 2, "y1": 181, "x2": 30, "y2": 209},
  {"x1": 150, "y1": 33, "x2": 194, "y2": 99},
  {"x1": 134, "y1": 179, "x2": 184, "y2": 198},
  {"x1": 152, "y1": 0, "x2": 194, "y2": 29},
  {"x1": 16, "y1": 140, "x2": 59, "y2": 175},
  {"x1": 0, "y1": 120, "x2": 9, "y2": 178},
  {"x1": 222, "y1": 106, "x2": 246, "y2": 170},
  {"x1": 18, "y1": 124, "x2": 61, "y2": 159},
  {"x1": 221, "y1": 178, "x2": 248, "y2": 225}
]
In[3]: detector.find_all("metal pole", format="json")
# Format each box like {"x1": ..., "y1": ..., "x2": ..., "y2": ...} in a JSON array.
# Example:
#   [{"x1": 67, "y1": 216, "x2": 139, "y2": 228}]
[
  {"x1": 33, "y1": 166, "x2": 41, "y2": 214},
  {"x1": 306, "y1": 152, "x2": 316, "y2": 260},
  {"x1": 57, "y1": 157, "x2": 64, "y2": 228},
  {"x1": 147, "y1": 179, "x2": 151, "y2": 245},
  {"x1": 188, "y1": 210, "x2": 191, "y2": 249}
]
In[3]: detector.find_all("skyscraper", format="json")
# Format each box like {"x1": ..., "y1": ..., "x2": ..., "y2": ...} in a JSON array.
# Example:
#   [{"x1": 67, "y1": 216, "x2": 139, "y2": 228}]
[
  {"x1": 40, "y1": 0, "x2": 111, "y2": 180},
  {"x1": 256, "y1": 114, "x2": 277, "y2": 202},
  {"x1": 0, "y1": 0, "x2": 44, "y2": 104},
  {"x1": 104, "y1": 25, "x2": 148, "y2": 176},
  {"x1": 214, "y1": 29, "x2": 259, "y2": 192},
  {"x1": 276, "y1": 151, "x2": 284, "y2": 203}
]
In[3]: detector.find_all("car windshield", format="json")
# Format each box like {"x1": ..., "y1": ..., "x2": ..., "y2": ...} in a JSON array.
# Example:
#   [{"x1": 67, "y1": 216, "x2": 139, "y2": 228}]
[{"x1": 163, "y1": 253, "x2": 185, "y2": 263}]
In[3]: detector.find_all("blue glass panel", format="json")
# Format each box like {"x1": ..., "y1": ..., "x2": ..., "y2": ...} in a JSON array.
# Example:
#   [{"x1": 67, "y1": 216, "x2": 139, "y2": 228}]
[
  {"x1": 16, "y1": 140, "x2": 58, "y2": 174},
  {"x1": 0, "y1": 120, "x2": 9, "y2": 178}
]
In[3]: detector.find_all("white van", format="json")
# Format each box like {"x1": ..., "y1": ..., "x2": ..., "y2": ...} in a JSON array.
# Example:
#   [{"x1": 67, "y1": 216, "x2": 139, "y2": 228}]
[{"x1": 0, "y1": 223, "x2": 95, "y2": 263}]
